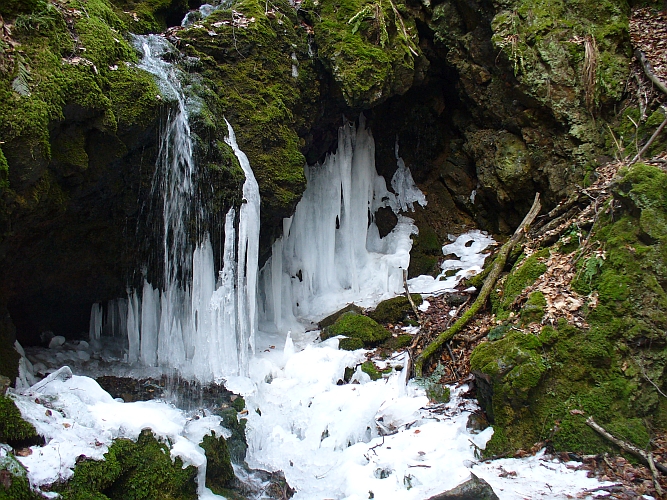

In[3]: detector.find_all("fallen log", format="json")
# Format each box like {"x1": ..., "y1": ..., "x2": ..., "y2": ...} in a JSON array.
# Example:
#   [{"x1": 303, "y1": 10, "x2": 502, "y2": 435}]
[{"x1": 413, "y1": 193, "x2": 542, "y2": 378}]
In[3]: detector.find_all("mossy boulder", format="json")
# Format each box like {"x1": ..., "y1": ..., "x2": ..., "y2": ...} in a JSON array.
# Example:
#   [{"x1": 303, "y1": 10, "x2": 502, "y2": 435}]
[
  {"x1": 61, "y1": 429, "x2": 198, "y2": 500},
  {"x1": 318, "y1": 304, "x2": 364, "y2": 330},
  {"x1": 471, "y1": 163, "x2": 667, "y2": 456},
  {"x1": 368, "y1": 294, "x2": 422, "y2": 324},
  {"x1": 322, "y1": 312, "x2": 391, "y2": 347},
  {"x1": 300, "y1": 0, "x2": 426, "y2": 108},
  {"x1": 200, "y1": 431, "x2": 234, "y2": 495}
]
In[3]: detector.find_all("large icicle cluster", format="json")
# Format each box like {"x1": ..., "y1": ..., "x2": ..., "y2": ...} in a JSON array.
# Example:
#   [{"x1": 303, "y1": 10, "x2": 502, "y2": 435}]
[
  {"x1": 89, "y1": 36, "x2": 260, "y2": 382},
  {"x1": 258, "y1": 116, "x2": 425, "y2": 333}
]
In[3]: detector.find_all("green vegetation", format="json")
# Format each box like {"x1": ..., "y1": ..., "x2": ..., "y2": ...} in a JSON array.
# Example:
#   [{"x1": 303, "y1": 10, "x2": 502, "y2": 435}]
[
  {"x1": 0, "y1": 452, "x2": 38, "y2": 500},
  {"x1": 177, "y1": 0, "x2": 322, "y2": 220},
  {"x1": 200, "y1": 431, "x2": 234, "y2": 495},
  {"x1": 300, "y1": 0, "x2": 423, "y2": 108},
  {"x1": 472, "y1": 163, "x2": 667, "y2": 455},
  {"x1": 60, "y1": 429, "x2": 198, "y2": 500},
  {"x1": 322, "y1": 312, "x2": 391, "y2": 347},
  {"x1": 368, "y1": 294, "x2": 422, "y2": 324},
  {"x1": 0, "y1": 395, "x2": 38, "y2": 444}
]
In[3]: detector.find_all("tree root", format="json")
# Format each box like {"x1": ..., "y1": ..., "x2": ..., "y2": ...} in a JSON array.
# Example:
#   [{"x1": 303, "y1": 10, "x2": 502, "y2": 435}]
[{"x1": 413, "y1": 193, "x2": 542, "y2": 378}]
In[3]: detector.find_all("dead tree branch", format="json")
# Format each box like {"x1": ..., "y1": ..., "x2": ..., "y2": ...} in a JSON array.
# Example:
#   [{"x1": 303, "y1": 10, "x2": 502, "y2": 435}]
[{"x1": 413, "y1": 193, "x2": 541, "y2": 378}]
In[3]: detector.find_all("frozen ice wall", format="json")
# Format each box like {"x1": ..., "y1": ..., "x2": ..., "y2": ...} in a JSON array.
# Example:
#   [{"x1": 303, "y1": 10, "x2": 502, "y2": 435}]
[{"x1": 258, "y1": 116, "x2": 425, "y2": 332}]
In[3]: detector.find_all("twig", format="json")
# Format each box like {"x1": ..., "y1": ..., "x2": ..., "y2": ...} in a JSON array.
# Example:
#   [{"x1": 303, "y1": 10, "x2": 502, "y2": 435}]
[
  {"x1": 413, "y1": 193, "x2": 542, "y2": 378},
  {"x1": 630, "y1": 110, "x2": 667, "y2": 165},
  {"x1": 403, "y1": 269, "x2": 422, "y2": 323},
  {"x1": 585, "y1": 416, "x2": 667, "y2": 475},
  {"x1": 445, "y1": 341, "x2": 460, "y2": 378},
  {"x1": 635, "y1": 49, "x2": 667, "y2": 96},
  {"x1": 648, "y1": 451, "x2": 665, "y2": 496}
]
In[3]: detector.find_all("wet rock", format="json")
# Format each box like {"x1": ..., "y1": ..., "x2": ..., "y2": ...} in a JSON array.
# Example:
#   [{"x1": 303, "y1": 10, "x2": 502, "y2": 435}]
[{"x1": 426, "y1": 473, "x2": 499, "y2": 500}]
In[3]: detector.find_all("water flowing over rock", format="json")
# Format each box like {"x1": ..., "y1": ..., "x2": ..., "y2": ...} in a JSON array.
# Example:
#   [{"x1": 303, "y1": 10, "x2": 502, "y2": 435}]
[{"x1": 90, "y1": 36, "x2": 260, "y2": 382}]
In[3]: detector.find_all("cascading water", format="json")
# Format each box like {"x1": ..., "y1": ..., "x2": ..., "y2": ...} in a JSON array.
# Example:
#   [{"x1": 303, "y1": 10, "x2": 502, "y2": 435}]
[
  {"x1": 90, "y1": 35, "x2": 260, "y2": 381},
  {"x1": 258, "y1": 115, "x2": 426, "y2": 333}
]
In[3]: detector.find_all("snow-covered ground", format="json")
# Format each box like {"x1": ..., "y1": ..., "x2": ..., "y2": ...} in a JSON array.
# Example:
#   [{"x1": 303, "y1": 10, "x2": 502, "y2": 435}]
[{"x1": 9, "y1": 345, "x2": 613, "y2": 499}]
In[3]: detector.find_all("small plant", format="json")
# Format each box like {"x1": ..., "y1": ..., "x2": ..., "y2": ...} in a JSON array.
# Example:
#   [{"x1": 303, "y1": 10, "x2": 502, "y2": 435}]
[
  {"x1": 348, "y1": 1, "x2": 388, "y2": 48},
  {"x1": 415, "y1": 363, "x2": 450, "y2": 403}
]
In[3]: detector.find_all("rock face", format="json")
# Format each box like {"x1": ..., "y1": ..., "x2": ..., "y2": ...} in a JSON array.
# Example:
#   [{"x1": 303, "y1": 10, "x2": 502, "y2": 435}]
[
  {"x1": 426, "y1": 473, "x2": 499, "y2": 500},
  {"x1": 0, "y1": 0, "x2": 642, "y2": 360}
]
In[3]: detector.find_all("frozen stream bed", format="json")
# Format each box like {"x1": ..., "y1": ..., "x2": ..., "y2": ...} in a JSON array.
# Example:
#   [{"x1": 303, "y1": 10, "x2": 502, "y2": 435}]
[{"x1": 10, "y1": 337, "x2": 614, "y2": 499}]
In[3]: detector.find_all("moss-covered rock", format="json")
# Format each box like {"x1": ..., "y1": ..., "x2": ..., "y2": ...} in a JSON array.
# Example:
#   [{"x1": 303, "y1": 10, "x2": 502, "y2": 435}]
[
  {"x1": 215, "y1": 408, "x2": 248, "y2": 464},
  {"x1": 61, "y1": 429, "x2": 198, "y2": 500},
  {"x1": 339, "y1": 337, "x2": 365, "y2": 351},
  {"x1": 300, "y1": 0, "x2": 425, "y2": 108},
  {"x1": 200, "y1": 431, "x2": 234, "y2": 495},
  {"x1": 0, "y1": 452, "x2": 38, "y2": 500},
  {"x1": 0, "y1": 395, "x2": 38, "y2": 445},
  {"x1": 322, "y1": 312, "x2": 391, "y2": 347},
  {"x1": 471, "y1": 163, "x2": 667, "y2": 456},
  {"x1": 368, "y1": 294, "x2": 422, "y2": 324}
]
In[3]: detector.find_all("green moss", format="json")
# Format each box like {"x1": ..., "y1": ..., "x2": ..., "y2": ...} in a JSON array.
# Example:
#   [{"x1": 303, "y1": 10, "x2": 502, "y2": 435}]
[
  {"x1": 339, "y1": 337, "x2": 365, "y2": 351},
  {"x1": 0, "y1": 395, "x2": 38, "y2": 444},
  {"x1": 493, "y1": 249, "x2": 549, "y2": 319},
  {"x1": 473, "y1": 164, "x2": 667, "y2": 455},
  {"x1": 520, "y1": 291, "x2": 546, "y2": 324},
  {"x1": 200, "y1": 431, "x2": 234, "y2": 495},
  {"x1": 175, "y1": 0, "x2": 323, "y2": 222},
  {"x1": 301, "y1": 0, "x2": 422, "y2": 108},
  {"x1": 322, "y1": 312, "x2": 391, "y2": 347},
  {"x1": 0, "y1": 146, "x2": 8, "y2": 189},
  {"x1": 368, "y1": 294, "x2": 422, "y2": 324},
  {"x1": 62, "y1": 429, "x2": 198, "y2": 500},
  {"x1": 0, "y1": 452, "x2": 38, "y2": 500},
  {"x1": 231, "y1": 397, "x2": 245, "y2": 413},
  {"x1": 361, "y1": 360, "x2": 384, "y2": 381},
  {"x1": 380, "y1": 334, "x2": 413, "y2": 351},
  {"x1": 215, "y1": 408, "x2": 248, "y2": 464}
]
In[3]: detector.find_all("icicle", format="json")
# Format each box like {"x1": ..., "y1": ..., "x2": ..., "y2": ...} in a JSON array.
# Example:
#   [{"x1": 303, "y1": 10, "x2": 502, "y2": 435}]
[
  {"x1": 89, "y1": 303, "x2": 103, "y2": 342},
  {"x1": 258, "y1": 116, "x2": 420, "y2": 330}
]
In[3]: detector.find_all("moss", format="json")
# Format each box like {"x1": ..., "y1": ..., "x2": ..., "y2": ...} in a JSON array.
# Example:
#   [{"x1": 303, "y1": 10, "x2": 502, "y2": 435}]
[
  {"x1": 300, "y1": 0, "x2": 423, "y2": 108},
  {"x1": 493, "y1": 249, "x2": 549, "y2": 319},
  {"x1": 0, "y1": 395, "x2": 39, "y2": 444},
  {"x1": 380, "y1": 334, "x2": 413, "y2": 351},
  {"x1": 361, "y1": 360, "x2": 383, "y2": 381},
  {"x1": 176, "y1": 0, "x2": 323, "y2": 223},
  {"x1": 339, "y1": 337, "x2": 365, "y2": 351},
  {"x1": 61, "y1": 429, "x2": 198, "y2": 500},
  {"x1": 231, "y1": 397, "x2": 245, "y2": 413},
  {"x1": 0, "y1": 452, "x2": 38, "y2": 500},
  {"x1": 200, "y1": 431, "x2": 234, "y2": 495},
  {"x1": 322, "y1": 312, "x2": 391, "y2": 347},
  {"x1": 0, "y1": 147, "x2": 8, "y2": 189},
  {"x1": 215, "y1": 408, "x2": 248, "y2": 463},
  {"x1": 368, "y1": 294, "x2": 422, "y2": 324},
  {"x1": 520, "y1": 291, "x2": 546, "y2": 324},
  {"x1": 473, "y1": 164, "x2": 667, "y2": 456}
]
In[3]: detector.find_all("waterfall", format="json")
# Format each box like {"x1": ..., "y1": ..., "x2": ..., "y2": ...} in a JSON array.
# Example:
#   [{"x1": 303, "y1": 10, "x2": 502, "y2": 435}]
[
  {"x1": 90, "y1": 35, "x2": 260, "y2": 381},
  {"x1": 258, "y1": 116, "x2": 425, "y2": 333}
]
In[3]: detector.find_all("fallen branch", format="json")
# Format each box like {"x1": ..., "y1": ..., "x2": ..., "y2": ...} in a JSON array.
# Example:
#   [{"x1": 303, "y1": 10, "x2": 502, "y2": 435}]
[
  {"x1": 585, "y1": 416, "x2": 667, "y2": 476},
  {"x1": 403, "y1": 269, "x2": 422, "y2": 323},
  {"x1": 413, "y1": 193, "x2": 542, "y2": 378},
  {"x1": 630, "y1": 108, "x2": 667, "y2": 165},
  {"x1": 635, "y1": 49, "x2": 667, "y2": 96}
]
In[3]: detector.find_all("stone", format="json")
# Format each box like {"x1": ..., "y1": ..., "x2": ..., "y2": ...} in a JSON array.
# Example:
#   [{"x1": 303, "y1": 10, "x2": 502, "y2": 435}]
[{"x1": 426, "y1": 473, "x2": 499, "y2": 500}]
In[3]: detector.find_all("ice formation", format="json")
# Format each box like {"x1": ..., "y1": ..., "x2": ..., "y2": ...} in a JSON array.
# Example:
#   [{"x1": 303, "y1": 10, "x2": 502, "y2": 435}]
[
  {"x1": 258, "y1": 116, "x2": 424, "y2": 332},
  {"x1": 88, "y1": 36, "x2": 260, "y2": 381},
  {"x1": 408, "y1": 230, "x2": 496, "y2": 296}
]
